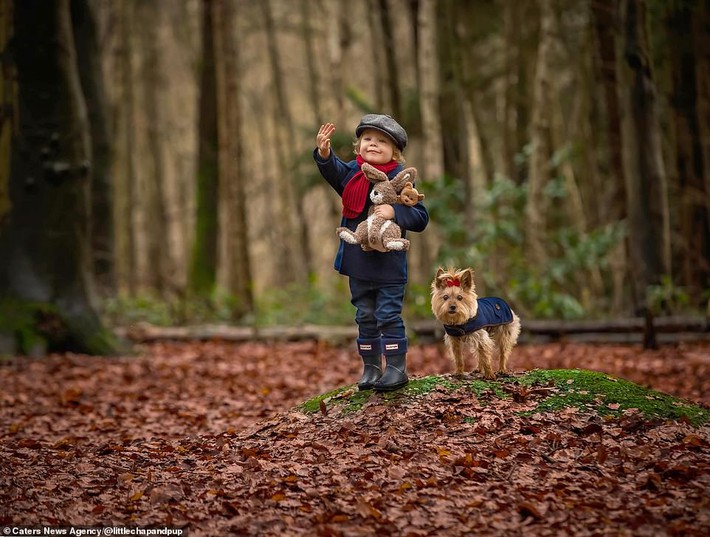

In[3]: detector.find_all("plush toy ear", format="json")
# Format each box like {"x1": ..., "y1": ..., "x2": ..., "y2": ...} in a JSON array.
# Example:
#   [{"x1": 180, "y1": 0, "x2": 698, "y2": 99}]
[
  {"x1": 401, "y1": 182, "x2": 425, "y2": 207},
  {"x1": 397, "y1": 182, "x2": 415, "y2": 206},
  {"x1": 391, "y1": 167, "x2": 418, "y2": 192},
  {"x1": 361, "y1": 162, "x2": 388, "y2": 183}
]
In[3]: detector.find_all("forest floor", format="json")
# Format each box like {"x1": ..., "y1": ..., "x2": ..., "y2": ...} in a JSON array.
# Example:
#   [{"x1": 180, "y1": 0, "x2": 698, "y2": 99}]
[{"x1": 1, "y1": 340, "x2": 709, "y2": 535}]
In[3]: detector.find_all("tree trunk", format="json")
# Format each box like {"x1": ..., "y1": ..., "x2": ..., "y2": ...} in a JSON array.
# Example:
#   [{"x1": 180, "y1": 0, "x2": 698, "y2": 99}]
[
  {"x1": 215, "y1": 0, "x2": 253, "y2": 318},
  {"x1": 525, "y1": 0, "x2": 555, "y2": 267},
  {"x1": 665, "y1": 2, "x2": 710, "y2": 306},
  {"x1": 378, "y1": 0, "x2": 401, "y2": 118},
  {"x1": 300, "y1": 0, "x2": 323, "y2": 124},
  {"x1": 412, "y1": 0, "x2": 442, "y2": 276},
  {"x1": 620, "y1": 0, "x2": 671, "y2": 315},
  {"x1": 366, "y1": 0, "x2": 386, "y2": 110},
  {"x1": 416, "y1": 0, "x2": 444, "y2": 182},
  {"x1": 514, "y1": 1, "x2": 537, "y2": 187},
  {"x1": 189, "y1": 0, "x2": 219, "y2": 297},
  {"x1": 551, "y1": 88, "x2": 587, "y2": 234},
  {"x1": 261, "y1": 0, "x2": 309, "y2": 283},
  {"x1": 591, "y1": 0, "x2": 629, "y2": 314},
  {"x1": 440, "y1": 0, "x2": 486, "y2": 239},
  {"x1": 324, "y1": 0, "x2": 346, "y2": 125},
  {"x1": 113, "y1": 0, "x2": 138, "y2": 295},
  {"x1": 502, "y1": 0, "x2": 519, "y2": 183},
  {"x1": 138, "y1": 0, "x2": 171, "y2": 296},
  {"x1": 696, "y1": 1, "x2": 710, "y2": 252},
  {"x1": 0, "y1": 0, "x2": 15, "y2": 227},
  {"x1": 0, "y1": 0, "x2": 122, "y2": 356},
  {"x1": 70, "y1": 0, "x2": 114, "y2": 293}
]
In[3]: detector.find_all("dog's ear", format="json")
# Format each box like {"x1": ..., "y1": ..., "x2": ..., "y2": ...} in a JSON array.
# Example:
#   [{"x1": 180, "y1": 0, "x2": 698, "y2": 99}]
[
  {"x1": 433, "y1": 267, "x2": 447, "y2": 290},
  {"x1": 459, "y1": 268, "x2": 474, "y2": 291}
]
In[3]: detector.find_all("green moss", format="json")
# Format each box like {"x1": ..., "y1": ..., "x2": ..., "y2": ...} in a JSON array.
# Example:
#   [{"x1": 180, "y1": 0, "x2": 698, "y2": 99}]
[
  {"x1": 465, "y1": 378, "x2": 510, "y2": 401},
  {"x1": 299, "y1": 377, "x2": 450, "y2": 414},
  {"x1": 400, "y1": 375, "x2": 457, "y2": 396},
  {"x1": 300, "y1": 369, "x2": 709, "y2": 427},
  {"x1": 0, "y1": 299, "x2": 54, "y2": 355},
  {"x1": 299, "y1": 385, "x2": 371, "y2": 414},
  {"x1": 300, "y1": 375, "x2": 510, "y2": 415},
  {"x1": 0, "y1": 299, "x2": 126, "y2": 356},
  {"x1": 518, "y1": 369, "x2": 709, "y2": 426}
]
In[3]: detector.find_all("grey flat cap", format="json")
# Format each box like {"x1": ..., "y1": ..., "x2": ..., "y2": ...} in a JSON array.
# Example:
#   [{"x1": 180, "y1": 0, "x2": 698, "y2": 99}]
[{"x1": 355, "y1": 114, "x2": 408, "y2": 151}]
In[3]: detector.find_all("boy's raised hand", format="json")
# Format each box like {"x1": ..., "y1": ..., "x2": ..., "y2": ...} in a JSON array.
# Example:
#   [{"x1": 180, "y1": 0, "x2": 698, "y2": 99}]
[{"x1": 316, "y1": 123, "x2": 335, "y2": 159}]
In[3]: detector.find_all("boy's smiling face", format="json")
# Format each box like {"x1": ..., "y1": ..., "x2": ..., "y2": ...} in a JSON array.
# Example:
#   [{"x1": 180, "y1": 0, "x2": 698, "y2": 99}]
[{"x1": 357, "y1": 128, "x2": 395, "y2": 165}]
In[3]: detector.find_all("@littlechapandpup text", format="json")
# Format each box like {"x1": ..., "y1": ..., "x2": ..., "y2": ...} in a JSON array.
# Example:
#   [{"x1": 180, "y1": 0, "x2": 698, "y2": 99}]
[{"x1": 2, "y1": 528, "x2": 186, "y2": 536}]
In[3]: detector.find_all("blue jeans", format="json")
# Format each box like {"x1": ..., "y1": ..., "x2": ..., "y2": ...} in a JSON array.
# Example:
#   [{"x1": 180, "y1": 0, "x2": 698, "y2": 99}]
[{"x1": 349, "y1": 277, "x2": 407, "y2": 356}]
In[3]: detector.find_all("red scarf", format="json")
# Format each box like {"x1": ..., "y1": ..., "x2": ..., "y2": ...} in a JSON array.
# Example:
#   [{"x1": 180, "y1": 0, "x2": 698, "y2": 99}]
[{"x1": 341, "y1": 156, "x2": 399, "y2": 218}]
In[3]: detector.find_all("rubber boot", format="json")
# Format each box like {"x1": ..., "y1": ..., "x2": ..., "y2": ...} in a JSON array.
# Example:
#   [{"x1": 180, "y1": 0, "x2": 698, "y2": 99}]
[
  {"x1": 373, "y1": 354, "x2": 408, "y2": 392},
  {"x1": 357, "y1": 354, "x2": 382, "y2": 390}
]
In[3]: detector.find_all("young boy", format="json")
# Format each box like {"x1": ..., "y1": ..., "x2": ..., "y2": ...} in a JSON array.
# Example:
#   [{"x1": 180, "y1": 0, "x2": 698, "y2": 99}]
[{"x1": 314, "y1": 114, "x2": 429, "y2": 391}]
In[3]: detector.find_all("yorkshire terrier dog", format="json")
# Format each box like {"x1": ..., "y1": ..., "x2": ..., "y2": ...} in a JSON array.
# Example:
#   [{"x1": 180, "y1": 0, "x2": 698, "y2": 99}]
[{"x1": 431, "y1": 267, "x2": 521, "y2": 379}]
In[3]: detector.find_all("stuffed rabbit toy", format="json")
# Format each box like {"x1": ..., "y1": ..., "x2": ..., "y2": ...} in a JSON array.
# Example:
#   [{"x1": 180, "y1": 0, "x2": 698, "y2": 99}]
[{"x1": 336, "y1": 163, "x2": 419, "y2": 252}]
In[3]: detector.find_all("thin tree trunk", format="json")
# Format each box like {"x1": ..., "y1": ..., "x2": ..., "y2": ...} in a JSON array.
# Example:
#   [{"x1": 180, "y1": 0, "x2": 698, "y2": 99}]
[
  {"x1": 378, "y1": 0, "x2": 401, "y2": 118},
  {"x1": 189, "y1": 0, "x2": 219, "y2": 297},
  {"x1": 261, "y1": 0, "x2": 309, "y2": 282},
  {"x1": 592, "y1": 0, "x2": 626, "y2": 223},
  {"x1": 515, "y1": 1, "x2": 537, "y2": 186},
  {"x1": 441, "y1": 0, "x2": 486, "y2": 240},
  {"x1": 365, "y1": 0, "x2": 386, "y2": 110},
  {"x1": 139, "y1": 0, "x2": 171, "y2": 296},
  {"x1": 324, "y1": 0, "x2": 347, "y2": 125},
  {"x1": 525, "y1": 0, "x2": 555, "y2": 267},
  {"x1": 417, "y1": 0, "x2": 444, "y2": 181},
  {"x1": 0, "y1": 0, "x2": 15, "y2": 226},
  {"x1": 551, "y1": 90, "x2": 587, "y2": 233},
  {"x1": 215, "y1": 0, "x2": 253, "y2": 318},
  {"x1": 666, "y1": 2, "x2": 710, "y2": 305},
  {"x1": 301, "y1": 0, "x2": 323, "y2": 124},
  {"x1": 502, "y1": 0, "x2": 519, "y2": 183},
  {"x1": 112, "y1": 0, "x2": 138, "y2": 295},
  {"x1": 591, "y1": 0, "x2": 628, "y2": 314},
  {"x1": 70, "y1": 0, "x2": 114, "y2": 293},
  {"x1": 697, "y1": 1, "x2": 710, "y2": 243},
  {"x1": 415, "y1": 0, "x2": 442, "y2": 277},
  {"x1": 620, "y1": 0, "x2": 671, "y2": 316},
  {"x1": 550, "y1": 54, "x2": 604, "y2": 305}
]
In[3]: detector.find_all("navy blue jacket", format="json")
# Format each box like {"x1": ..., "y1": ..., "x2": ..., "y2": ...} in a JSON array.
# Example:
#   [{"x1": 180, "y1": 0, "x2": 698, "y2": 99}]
[
  {"x1": 314, "y1": 149, "x2": 429, "y2": 283},
  {"x1": 443, "y1": 298, "x2": 515, "y2": 336}
]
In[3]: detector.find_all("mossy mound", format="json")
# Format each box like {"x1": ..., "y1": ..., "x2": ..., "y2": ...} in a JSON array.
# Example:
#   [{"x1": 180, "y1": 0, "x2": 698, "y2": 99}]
[{"x1": 300, "y1": 369, "x2": 709, "y2": 426}]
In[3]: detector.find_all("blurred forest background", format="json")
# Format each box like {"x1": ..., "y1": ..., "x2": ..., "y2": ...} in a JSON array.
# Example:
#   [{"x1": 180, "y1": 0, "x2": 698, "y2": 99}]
[{"x1": 1, "y1": 0, "x2": 709, "y2": 354}]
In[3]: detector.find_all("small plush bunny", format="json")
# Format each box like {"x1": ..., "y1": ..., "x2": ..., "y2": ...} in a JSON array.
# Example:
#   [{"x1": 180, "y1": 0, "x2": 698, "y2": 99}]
[{"x1": 336, "y1": 163, "x2": 418, "y2": 252}]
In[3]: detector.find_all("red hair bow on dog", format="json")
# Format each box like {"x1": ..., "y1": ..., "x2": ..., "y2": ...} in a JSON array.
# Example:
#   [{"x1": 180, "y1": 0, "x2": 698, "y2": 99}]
[{"x1": 446, "y1": 278, "x2": 461, "y2": 288}]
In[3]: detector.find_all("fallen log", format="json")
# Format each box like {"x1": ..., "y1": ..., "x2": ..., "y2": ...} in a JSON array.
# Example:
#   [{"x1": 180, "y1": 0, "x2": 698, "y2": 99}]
[{"x1": 117, "y1": 316, "x2": 710, "y2": 345}]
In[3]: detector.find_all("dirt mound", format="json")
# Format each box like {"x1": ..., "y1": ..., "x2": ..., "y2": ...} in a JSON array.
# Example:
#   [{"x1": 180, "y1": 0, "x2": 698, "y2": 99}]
[{"x1": 217, "y1": 373, "x2": 709, "y2": 536}]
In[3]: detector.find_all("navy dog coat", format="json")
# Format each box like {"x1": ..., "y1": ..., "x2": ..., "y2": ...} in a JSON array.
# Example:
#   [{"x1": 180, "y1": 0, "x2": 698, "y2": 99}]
[{"x1": 443, "y1": 297, "x2": 514, "y2": 337}]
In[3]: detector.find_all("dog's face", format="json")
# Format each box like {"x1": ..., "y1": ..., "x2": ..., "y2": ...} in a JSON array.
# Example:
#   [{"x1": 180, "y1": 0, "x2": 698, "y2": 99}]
[{"x1": 431, "y1": 267, "x2": 478, "y2": 325}]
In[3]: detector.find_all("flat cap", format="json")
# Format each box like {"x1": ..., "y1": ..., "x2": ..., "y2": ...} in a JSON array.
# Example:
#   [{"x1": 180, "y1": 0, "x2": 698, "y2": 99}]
[{"x1": 355, "y1": 114, "x2": 407, "y2": 151}]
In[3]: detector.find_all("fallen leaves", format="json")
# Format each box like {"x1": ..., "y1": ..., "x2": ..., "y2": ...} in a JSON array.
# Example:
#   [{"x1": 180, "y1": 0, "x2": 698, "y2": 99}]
[{"x1": 0, "y1": 340, "x2": 709, "y2": 535}]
